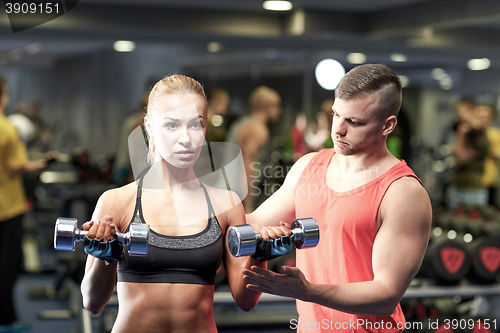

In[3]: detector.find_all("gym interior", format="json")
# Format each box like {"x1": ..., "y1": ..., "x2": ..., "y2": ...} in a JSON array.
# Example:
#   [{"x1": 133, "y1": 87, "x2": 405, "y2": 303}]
[{"x1": 1, "y1": 0, "x2": 500, "y2": 332}]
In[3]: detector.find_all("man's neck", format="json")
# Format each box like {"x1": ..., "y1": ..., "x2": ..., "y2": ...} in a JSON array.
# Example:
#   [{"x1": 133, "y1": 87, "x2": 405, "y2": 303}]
[
  {"x1": 332, "y1": 146, "x2": 397, "y2": 176},
  {"x1": 250, "y1": 111, "x2": 267, "y2": 124}
]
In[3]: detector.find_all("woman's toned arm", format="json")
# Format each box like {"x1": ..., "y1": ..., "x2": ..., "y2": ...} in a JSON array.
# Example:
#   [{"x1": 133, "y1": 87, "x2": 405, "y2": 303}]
[
  {"x1": 219, "y1": 191, "x2": 266, "y2": 311},
  {"x1": 80, "y1": 190, "x2": 127, "y2": 315}
]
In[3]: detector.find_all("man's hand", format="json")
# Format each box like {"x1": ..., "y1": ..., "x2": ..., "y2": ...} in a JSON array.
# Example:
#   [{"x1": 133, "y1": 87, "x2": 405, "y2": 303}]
[{"x1": 243, "y1": 265, "x2": 310, "y2": 300}]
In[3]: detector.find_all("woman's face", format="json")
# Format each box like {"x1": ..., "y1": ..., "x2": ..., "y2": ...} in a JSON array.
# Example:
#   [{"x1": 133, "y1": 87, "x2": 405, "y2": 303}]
[{"x1": 145, "y1": 93, "x2": 207, "y2": 168}]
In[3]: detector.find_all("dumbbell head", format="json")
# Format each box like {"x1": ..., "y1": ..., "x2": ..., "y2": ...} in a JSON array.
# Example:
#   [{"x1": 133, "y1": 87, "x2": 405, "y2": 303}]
[
  {"x1": 54, "y1": 217, "x2": 80, "y2": 251},
  {"x1": 227, "y1": 224, "x2": 256, "y2": 257},
  {"x1": 127, "y1": 223, "x2": 149, "y2": 256},
  {"x1": 227, "y1": 218, "x2": 320, "y2": 258},
  {"x1": 291, "y1": 218, "x2": 320, "y2": 249}
]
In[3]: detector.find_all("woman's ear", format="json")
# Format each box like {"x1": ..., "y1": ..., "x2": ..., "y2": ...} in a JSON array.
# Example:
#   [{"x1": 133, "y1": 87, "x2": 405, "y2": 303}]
[
  {"x1": 144, "y1": 115, "x2": 153, "y2": 138},
  {"x1": 382, "y1": 115, "x2": 397, "y2": 137}
]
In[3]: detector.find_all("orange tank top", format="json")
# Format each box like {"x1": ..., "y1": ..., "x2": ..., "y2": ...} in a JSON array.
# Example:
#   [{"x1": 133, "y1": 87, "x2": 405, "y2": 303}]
[{"x1": 294, "y1": 148, "x2": 422, "y2": 333}]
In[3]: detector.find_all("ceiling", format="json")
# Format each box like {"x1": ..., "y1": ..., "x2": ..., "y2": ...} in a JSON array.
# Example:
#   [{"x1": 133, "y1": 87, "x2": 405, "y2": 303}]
[{"x1": 1, "y1": 0, "x2": 500, "y2": 84}]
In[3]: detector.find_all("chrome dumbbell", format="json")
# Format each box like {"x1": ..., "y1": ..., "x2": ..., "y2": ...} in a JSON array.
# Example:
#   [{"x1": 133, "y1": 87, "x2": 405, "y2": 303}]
[
  {"x1": 227, "y1": 218, "x2": 320, "y2": 257},
  {"x1": 54, "y1": 217, "x2": 149, "y2": 256}
]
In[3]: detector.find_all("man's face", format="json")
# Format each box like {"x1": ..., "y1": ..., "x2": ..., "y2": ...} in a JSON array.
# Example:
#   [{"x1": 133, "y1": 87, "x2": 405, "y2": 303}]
[
  {"x1": 331, "y1": 94, "x2": 387, "y2": 156},
  {"x1": 266, "y1": 93, "x2": 282, "y2": 122}
]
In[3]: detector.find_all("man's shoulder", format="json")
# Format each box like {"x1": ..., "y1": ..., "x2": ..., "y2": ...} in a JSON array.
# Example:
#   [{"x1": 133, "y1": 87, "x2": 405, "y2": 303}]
[
  {"x1": 0, "y1": 116, "x2": 17, "y2": 134},
  {"x1": 281, "y1": 152, "x2": 320, "y2": 187},
  {"x1": 387, "y1": 175, "x2": 428, "y2": 202}
]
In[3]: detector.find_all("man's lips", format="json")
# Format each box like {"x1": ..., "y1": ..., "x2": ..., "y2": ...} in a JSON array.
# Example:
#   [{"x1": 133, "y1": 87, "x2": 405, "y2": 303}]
[{"x1": 334, "y1": 138, "x2": 349, "y2": 147}]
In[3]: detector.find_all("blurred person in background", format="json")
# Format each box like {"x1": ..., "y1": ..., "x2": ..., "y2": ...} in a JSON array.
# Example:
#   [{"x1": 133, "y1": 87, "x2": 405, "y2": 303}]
[
  {"x1": 28, "y1": 101, "x2": 54, "y2": 153},
  {"x1": 477, "y1": 104, "x2": 500, "y2": 207},
  {"x1": 226, "y1": 86, "x2": 282, "y2": 212},
  {"x1": 7, "y1": 102, "x2": 36, "y2": 146},
  {"x1": 447, "y1": 99, "x2": 490, "y2": 210},
  {"x1": 304, "y1": 98, "x2": 335, "y2": 152},
  {"x1": 113, "y1": 93, "x2": 148, "y2": 186},
  {"x1": 288, "y1": 113, "x2": 308, "y2": 159},
  {"x1": 205, "y1": 87, "x2": 230, "y2": 144},
  {"x1": 0, "y1": 77, "x2": 47, "y2": 332}
]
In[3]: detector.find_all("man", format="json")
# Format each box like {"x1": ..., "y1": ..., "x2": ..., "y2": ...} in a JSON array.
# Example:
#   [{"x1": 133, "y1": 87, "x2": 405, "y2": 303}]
[
  {"x1": 478, "y1": 104, "x2": 500, "y2": 207},
  {"x1": 447, "y1": 100, "x2": 489, "y2": 210},
  {"x1": 0, "y1": 77, "x2": 46, "y2": 331},
  {"x1": 244, "y1": 64, "x2": 432, "y2": 332},
  {"x1": 205, "y1": 87, "x2": 230, "y2": 144},
  {"x1": 226, "y1": 86, "x2": 281, "y2": 212}
]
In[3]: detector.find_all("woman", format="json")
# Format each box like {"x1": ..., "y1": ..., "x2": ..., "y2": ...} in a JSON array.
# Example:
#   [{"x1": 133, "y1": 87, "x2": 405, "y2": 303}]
[{"x1": 80, "y1": 75, "x2": 265, "y2": 332}]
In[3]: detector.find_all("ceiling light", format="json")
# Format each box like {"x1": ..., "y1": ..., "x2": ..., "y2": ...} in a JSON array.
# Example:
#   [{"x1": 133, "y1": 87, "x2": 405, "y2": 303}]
[
  {"x1": 467, "y1": 58, "x2": 490, "y2": 71},
  {"x1": 398, "y1": 75, "x2": 409, "y2": 88},
  {"x1": 114, "y1": 40, "x2": 135, "y2": 52},
  {"x1": 439, "y1": 74, "x2": 453, "y2": 90},
  {"x1": 431, "y1": 68, "x2": 446, "y2": 80},
  {"x1": 262, "y1": 1, "x2": 293, "y2": 11},
  {"x1": 346, "y1": 53, "x2": 366, "y2": 64},
  {"x1": 207, "y1": 42, "x2": 223, "y2": 53},
  {"x1": 390, "y1": 53, "x2": 407, "y2": 62},
  {"x1": 315, "y1": 58, "x2": 345, "y2": 91},
  {"x1": 25, "y1": 43, "x2": 42, "y2": 55}
]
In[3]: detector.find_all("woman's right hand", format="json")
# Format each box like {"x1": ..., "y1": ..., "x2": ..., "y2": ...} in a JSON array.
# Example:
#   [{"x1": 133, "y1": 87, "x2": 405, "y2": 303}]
[{"x1": 82, "y1": 215, "x2": 117, "y2": 242}]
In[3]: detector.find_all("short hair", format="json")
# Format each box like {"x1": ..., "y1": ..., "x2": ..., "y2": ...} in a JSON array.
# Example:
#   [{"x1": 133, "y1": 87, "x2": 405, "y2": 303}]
[
  {"x1": 206, "y1": 87, "x2": 229, "y2": 104},
  {"x1": 456, "y1": 97, "x2": 475, "y2": 110},
  {"x1": 335, "y1": 64, "x2": 402, "y2": 118},
  {"x1": 249, "y1": 86, "x2": 279, "y2": 111}
]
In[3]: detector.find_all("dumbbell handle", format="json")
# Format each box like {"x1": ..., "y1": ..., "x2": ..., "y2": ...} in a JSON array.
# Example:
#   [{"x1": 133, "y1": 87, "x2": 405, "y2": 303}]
[
  {"x1": 70, "y1": 229, "x2": 132, "y2": 244},
  {"x1": 254, "y1": 226, "x2": 306, "y2": 242}
]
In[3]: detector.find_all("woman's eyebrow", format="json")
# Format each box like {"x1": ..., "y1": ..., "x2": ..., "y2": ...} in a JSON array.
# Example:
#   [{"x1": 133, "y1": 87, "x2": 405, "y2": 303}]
[{"x1": 163, "y1": 116, "x2": 179, "y2": 121}]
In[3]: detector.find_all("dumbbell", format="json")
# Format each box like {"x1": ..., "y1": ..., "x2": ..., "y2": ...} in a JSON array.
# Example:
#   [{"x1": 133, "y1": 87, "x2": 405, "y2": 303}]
[
  {"x1": 227, "y1": 218, "x2": 319, "y2": 258},
  {"x1": 54, "y1": 217, "x2": 150, "y2": 256}
]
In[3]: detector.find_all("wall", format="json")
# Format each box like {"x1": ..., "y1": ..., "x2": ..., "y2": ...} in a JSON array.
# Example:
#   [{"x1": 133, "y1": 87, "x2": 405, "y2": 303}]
[{"x1": 2, "y1": 43, "x2": 188, "y2": 160}]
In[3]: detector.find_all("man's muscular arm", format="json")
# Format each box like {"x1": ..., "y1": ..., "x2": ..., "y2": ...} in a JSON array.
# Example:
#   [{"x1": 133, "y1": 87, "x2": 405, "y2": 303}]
[{"x1": 244, "y1": 176, "x2": 432, "y2": 316}]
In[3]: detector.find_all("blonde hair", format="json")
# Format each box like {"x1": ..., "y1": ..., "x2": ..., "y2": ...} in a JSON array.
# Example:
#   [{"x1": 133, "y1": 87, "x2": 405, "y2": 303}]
[{"x1": 145, "y1": 75, "x2": 207, "y2": 165}]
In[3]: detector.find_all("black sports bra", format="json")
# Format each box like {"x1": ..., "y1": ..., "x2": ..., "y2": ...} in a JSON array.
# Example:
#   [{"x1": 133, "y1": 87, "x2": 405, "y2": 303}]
[{"x1": 117, "y1": 177, "x2": 224, "y2": 285}]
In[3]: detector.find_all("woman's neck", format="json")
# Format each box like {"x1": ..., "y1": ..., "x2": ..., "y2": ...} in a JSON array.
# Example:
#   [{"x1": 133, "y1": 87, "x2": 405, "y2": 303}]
[{"x1": 142, "y1": 160, "x2": 199, "y2": 193}]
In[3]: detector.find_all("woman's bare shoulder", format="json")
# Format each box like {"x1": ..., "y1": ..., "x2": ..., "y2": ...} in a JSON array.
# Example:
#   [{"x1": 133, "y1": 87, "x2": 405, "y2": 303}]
[
  {"x1": 202, "y1": 184, "x2": 242, "y2": 208},
  {"x1": 93, "y1": 182, "x2": 138, "y2": 229},
  {"x1": 201, "y1": 184, "x2": 245, "y2": 227}
]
